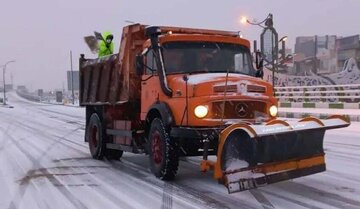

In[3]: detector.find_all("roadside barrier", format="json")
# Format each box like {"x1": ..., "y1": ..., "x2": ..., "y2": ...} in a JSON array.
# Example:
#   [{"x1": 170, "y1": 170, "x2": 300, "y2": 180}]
[{"x1": 275, "y1": 84, "x2": 360, "y2": 104}]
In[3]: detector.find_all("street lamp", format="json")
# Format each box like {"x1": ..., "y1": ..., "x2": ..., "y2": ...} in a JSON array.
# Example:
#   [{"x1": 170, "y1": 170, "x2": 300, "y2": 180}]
[
  {"x1": 279, "y1": 36, "x2": 288, "y2": 60},
  {"x1": 2, "y1": 60, "x2": 15, "y2": 105},
  {"x1": 241, "y1": 13, "x2": 279, "y2": 92},
  {"x1": 240, "y1": 14, "x2": 273, "y2": 29},
  {"x1": 240, "y1": 16, "x2": 248, "y2": 25},
  {"x1": 279, "y1": 36, "x2": 288, "y2": 42}
]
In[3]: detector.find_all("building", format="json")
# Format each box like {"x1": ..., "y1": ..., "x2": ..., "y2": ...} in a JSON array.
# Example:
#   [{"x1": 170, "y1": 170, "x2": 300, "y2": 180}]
[
  {"x1": 294, "y1": 35, "x2": 337, "y2": 75},
  {"x1": 336, "y1": 35, "x2": 360, "y2": 69}
]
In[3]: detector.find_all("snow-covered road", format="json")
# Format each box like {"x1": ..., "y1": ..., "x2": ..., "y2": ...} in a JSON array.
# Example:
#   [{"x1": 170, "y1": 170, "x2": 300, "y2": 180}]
[{"x1": 0, "y1": 93, "x2": 360, "y2": 209}]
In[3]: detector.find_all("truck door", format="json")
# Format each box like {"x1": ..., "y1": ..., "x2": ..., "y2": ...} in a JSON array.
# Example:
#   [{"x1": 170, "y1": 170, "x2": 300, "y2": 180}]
[{"x1": 140, "y1": 49, "x2": 161, "y2": 120}]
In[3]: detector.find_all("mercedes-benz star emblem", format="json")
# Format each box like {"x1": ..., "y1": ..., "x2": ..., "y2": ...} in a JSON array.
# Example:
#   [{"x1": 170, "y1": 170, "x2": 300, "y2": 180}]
[{"x1": 235, "y1": 103, "x2": 248, "y2": 117}]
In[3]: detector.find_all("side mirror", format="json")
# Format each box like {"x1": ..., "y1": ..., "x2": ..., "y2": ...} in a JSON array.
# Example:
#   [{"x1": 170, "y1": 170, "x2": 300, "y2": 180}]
[
  {"x1": 255, "y1": 68, "x2": 264, "y2": 79},
  {"x1": 255, "y1": 51, "x2": 264, "y2": 79},
  {"x1": 135, "y1": 55, "x2": 144, "y2": 75},
  {"x1": 255, "y1": 51, "x2": 263, "y2": 69}
]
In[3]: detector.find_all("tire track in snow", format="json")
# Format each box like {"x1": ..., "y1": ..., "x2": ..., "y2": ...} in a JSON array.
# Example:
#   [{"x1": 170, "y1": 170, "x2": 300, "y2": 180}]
[
  {"x1": 3, "y1": 99, "x2": 176, "y2": 208},
  {"x1": 259, "y1": 189, "x2": 324, "y2": 209},
  {"x1": 3, "y1": 100, "x2": 245, "y2": 208},
  {"x1": 0, "y1": 111, "x2": 87, "y2": 154},
  {"x1": 273, "y1": 181, "x2": 360, "y2": 209},
  {"x1": 3, "y1": 130, "x2": 88, "y2": 209},
  {"x1": 2, "y1": 110, "x2": 86, "y2": 149},
  {"x1": 116, "y1": 158, "x2": 268, "y2": 209},
  {"x1": 2, "y1": 110, "x2": 165, "y2": 208},
  {"x1": 6, "y1": 98, "x2": 229, "y2": 208},
  {"x1": 161, "y1": 183, "x2": 173, "y2": 209},
  {"x1": 325, "y1": 170, "x2": 360, "y2": 184},
  {"x1": 111, "y1": 159, "x2": 229, "y2": 209},
  {"x1": 181, "y1": 157, "x2": 275, "y2": 209},
  {"x1": 0, "y1": 110, "x2": 89, "y2": 208},
  {"x1": 9, "y1": 94, "x2": 84, "y2": 121},
  {"x1": 38, "y1": 108, "x2": 84, "y2": 120},
  {"x1": 326, "y1": 141, "x2": 360, "y2": 149},
  {"x1": 45, "y1": 158, "x2": 161, "y2": 209},
  {"x1": 249, "y1": 190, "x2": 275, "y2": 209}
]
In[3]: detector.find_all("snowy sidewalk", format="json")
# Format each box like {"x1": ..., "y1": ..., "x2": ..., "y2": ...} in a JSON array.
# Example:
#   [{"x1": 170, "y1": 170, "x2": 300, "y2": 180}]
[{"x1": 279, "y1": 107, "x2": 360, "y2": 122}]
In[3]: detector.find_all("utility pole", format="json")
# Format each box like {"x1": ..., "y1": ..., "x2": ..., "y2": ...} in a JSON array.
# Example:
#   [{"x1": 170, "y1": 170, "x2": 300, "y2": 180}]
[
  {"x1": 70, "y1": 50, "x2": 75, "y2": 104},
  {"x1": 2, "y1": 60, "x2": 15, "y2": 105},
  {"x1": 11, "y1": 73, "x2": 13, "y2": 86},
  {"x1": 2, "y1": 66, "x2": 5, "y2": 105},
  {"x1": 314, "y1": 35, "x2": 318, "y2": 74}
]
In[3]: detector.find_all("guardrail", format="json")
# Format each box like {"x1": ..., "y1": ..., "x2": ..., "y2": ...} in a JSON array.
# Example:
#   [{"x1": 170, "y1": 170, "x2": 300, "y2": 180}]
[
  {"x1": 275, "y1": 84, "x2": 360, "y2": 103},
  {"x1": 16, "y1": 90, "x2": 80, "y2": 107},
  {"x1": 16, "y1": 90, "x2": 41, "y2": 102}
]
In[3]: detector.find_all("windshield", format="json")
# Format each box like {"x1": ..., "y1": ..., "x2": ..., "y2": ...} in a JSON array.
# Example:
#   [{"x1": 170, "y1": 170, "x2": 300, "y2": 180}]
[{"x1": 162, "y1": 41, "x2": 254, "y2": 76}]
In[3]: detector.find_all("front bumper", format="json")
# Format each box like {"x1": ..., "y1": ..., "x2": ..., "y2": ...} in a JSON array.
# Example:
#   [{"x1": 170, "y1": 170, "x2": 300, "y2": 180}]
[{"x1": 170, "y1": 126, "x2": 223, "y2": 139}]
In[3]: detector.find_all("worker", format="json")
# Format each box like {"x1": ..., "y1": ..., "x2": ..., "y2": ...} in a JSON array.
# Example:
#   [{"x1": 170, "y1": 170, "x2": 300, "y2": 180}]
[{"x1": 98, "y1": 31, "x2": 114, "y2": 57}]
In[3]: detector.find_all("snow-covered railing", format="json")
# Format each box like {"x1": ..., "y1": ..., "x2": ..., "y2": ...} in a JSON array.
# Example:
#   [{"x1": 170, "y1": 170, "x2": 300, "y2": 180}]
[{"x1": 275, "y1": 84, "x2": 360, "y2": 103}]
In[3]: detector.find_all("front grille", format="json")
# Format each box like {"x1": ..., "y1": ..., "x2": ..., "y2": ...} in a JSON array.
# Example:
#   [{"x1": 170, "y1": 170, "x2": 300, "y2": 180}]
[
  {"x1": 247, "y1": 85, "x2": 266, "y2": 93},
  {"x1": 213, "y1": 85, "x2": 237, "y2": 93},
  {"x1": 212, "y1": 101, "x2": 267, "y2": 119}
]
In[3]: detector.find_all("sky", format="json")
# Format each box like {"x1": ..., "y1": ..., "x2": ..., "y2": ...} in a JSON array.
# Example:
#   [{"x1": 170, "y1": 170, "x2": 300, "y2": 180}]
[{"x1": 1, "y1": 0, "x2": 360, "y2": 91}]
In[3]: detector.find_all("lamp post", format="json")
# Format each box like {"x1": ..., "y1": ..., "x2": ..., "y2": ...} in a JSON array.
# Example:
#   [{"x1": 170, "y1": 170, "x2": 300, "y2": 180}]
[
  {"x1": 279, "y1": 36, "x2": 288, "y2": 60},
  {"x1": 70, "y1": 50, "x2": 75, "y2": 105},
  {"x1": 2, "y1": 60, "x2": 15, "y2": 105},
  {"x1": 241, "y1": 14, "x2": 285, "y2": 94}
]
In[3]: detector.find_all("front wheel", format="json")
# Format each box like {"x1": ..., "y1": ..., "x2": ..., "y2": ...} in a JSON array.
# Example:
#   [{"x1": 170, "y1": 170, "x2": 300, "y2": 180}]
[{"x1": 148, "y1": 118, "x2": 179, "y2": 180}]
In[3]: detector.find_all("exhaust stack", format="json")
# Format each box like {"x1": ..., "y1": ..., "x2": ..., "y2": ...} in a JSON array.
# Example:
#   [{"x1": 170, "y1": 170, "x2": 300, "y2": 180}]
[{"x1": 145, "y1": 26, "x2": 173, "y2": 97}]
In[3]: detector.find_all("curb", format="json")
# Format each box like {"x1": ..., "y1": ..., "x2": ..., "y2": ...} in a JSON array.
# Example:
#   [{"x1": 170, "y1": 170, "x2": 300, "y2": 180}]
[
  {"x1": 278, "y1": 112, "x2": 360, "y2": 122},
  {"x1": 279, "y1": 102, "x2": 360, "y2": 109}
]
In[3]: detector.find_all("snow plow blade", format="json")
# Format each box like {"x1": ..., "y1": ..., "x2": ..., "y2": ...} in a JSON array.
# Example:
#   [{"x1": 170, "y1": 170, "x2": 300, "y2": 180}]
[{"x1": 200, "y1": 115, "x2": 350, "y2": 193}]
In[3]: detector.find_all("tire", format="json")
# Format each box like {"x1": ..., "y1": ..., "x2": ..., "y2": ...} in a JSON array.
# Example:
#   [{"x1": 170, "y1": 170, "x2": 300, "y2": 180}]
[
  {"x1": 86, "y1": 113, "x2": 105, "y2": 159},
  {"x1": 148, "y1": 118, "x2": 179, "y2": 180}
]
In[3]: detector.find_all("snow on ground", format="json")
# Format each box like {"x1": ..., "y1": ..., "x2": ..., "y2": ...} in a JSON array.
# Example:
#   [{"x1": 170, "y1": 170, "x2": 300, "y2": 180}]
[{"x1": 1, "y1": 92, "x2": 360, "y2": 209}]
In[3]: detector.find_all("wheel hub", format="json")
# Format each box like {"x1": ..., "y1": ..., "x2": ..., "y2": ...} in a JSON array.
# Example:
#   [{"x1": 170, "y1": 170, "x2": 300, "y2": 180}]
[
  {"x1": 91, "y1": 125, "x2": 98, "y2": 148},
  {"x1": 152, "y1": 131, "x2": 162, "y2": 165}
]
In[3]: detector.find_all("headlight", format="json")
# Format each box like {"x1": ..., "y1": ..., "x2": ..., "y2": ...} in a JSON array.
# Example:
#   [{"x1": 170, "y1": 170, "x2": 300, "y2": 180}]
[
  {"x1": 269, "y1": 105, "x2": 278, "y2": 117},
  {"x1": 194, "y1": 105, "x2": 208, "y2": 118}
]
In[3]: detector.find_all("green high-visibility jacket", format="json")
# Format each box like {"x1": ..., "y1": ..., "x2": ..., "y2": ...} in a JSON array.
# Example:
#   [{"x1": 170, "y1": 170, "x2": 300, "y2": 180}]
[{"x1": 98, "y1": 31, "x2": 114, "y2": 58}]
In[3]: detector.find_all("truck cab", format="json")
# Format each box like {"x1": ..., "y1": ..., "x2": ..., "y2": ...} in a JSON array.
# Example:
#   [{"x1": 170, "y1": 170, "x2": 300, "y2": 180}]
[{"x1": 139, "y1": 28, "x2": 278, "y2": 129}]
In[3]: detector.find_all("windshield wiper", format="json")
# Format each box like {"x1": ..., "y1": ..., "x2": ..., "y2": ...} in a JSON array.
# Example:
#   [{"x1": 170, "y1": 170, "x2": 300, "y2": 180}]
[{"x1": 188, "y1": 70, "x2": 210, "y2": 75}]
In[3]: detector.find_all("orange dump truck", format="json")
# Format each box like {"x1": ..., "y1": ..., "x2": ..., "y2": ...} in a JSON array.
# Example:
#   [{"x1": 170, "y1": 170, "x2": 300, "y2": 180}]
[{"x1": 79, "y1": 24, "x2": 350, "y2": 193}]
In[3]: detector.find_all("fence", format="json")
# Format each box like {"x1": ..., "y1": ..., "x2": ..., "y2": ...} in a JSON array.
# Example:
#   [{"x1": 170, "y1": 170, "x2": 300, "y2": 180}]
[{"x1": 275, "y1": 84, "x2": 360, "y2": 104}]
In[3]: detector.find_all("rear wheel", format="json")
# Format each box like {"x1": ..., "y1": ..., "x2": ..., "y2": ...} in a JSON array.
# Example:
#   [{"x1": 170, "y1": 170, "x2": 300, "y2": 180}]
[
  {"x1": 148, "y1": 118, "x2": 179, "y2": 180},
  {"x1": 86, "y1": 113, "x2": 105, "y2": 159}
]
